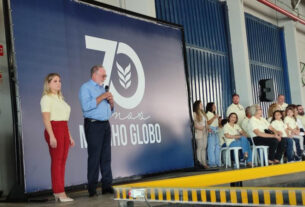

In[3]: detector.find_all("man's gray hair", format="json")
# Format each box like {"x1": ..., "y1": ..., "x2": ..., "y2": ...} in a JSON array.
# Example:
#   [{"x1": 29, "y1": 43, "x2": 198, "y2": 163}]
[
  {"x1": 90, "y1": 65, "x2": 104, "y2": 77},
  {"x1": 249, "y1": 104, "x2": 260, "y2": 116}
]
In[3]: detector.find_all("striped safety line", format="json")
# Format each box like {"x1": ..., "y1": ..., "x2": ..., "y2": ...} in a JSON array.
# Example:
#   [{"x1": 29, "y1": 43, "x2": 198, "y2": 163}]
[
  {"x1": 114, "y1": 162, "x2": 305, "y2": 189},
  {"x1": 114, "y1": 187, "x2": 305, "y2": 206}
]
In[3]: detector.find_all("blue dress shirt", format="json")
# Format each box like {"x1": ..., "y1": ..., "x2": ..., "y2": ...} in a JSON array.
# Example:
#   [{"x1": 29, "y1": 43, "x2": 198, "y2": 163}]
[{"x1": 79, "y1": 80, "x2": 113, "y2": 121}]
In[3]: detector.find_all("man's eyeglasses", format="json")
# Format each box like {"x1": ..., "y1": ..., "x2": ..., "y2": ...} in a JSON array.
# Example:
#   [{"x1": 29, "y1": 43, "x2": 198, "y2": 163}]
[{"x1": 98, "y1": 74, "x2": 107, "y2": 78}]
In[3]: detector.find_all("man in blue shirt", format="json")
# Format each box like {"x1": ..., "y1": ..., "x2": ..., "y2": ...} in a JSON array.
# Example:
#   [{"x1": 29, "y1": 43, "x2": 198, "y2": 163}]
[{"x1": 79, "y1": 65, "x2": 114, "y2": 197}]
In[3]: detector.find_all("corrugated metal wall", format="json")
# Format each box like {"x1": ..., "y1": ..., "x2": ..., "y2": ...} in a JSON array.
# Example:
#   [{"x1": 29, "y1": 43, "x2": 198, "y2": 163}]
[
  {"x1": 155, "y1": 0, "x2": 233, "y2": 116},
  {"x1": 245, "y1": 13, "x2": 288, "y2": 116}
]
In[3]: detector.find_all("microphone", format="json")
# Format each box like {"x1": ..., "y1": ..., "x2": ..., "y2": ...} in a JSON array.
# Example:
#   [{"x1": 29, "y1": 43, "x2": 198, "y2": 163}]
[{"x1": 105, "y1": 85, "x2": 110, "y2": 104}]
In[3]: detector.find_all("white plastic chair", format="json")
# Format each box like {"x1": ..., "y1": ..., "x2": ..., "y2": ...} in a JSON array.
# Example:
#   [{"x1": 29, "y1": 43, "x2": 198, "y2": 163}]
[
  {"x1": 250, "y1": 136, "x2": 269, "y2": 167},
  {"x1": 225, "y1": 147, "x2": 243, "y2": 169},
  {"x1": 220, "y1": 147, "x2": 229, "y2": 166}
]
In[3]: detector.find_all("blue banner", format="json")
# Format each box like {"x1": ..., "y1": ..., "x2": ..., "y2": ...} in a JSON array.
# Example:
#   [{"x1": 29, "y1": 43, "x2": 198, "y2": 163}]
[{"x1": 11, "y1": 0, "x2": 194, "y2": 193}]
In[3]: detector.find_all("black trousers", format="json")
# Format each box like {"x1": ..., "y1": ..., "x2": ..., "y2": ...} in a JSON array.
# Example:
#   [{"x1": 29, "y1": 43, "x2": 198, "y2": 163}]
[
  {"x1": 84, "y1": 119, "x2": 112, "y2": 194},
  {"x1": 253, "y1": 136, "x2": 286, "y2": 161}
]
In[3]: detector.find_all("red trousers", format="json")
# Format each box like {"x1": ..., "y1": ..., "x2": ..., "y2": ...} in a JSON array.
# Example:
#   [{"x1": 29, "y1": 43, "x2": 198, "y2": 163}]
[{"x1": 44, "y1": 121, "x2": 70, "y2": 193}]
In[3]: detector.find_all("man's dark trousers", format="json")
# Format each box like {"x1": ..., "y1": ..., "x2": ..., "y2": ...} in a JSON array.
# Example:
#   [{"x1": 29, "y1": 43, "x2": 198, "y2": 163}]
[{"x1": 85, "y1": 119, "x2": 112, "y2": 195}]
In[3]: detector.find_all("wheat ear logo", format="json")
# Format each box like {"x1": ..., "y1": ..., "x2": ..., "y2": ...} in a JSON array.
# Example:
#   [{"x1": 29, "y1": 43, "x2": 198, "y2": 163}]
[
  {"x1": 85, "y1": 35, "x2": 145, "y2": 109},
  {"x1": 116, "y1": 62, "x2": 131, "y2": 89}
]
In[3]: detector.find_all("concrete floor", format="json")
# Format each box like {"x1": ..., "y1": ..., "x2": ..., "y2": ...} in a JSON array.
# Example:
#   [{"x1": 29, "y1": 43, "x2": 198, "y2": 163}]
[
  {"x1": 0, "y1": 191, "x2": 166, "y2": 207},
  {"x1": 0, "y1": 168, "x2": 304, "y2": 207}
]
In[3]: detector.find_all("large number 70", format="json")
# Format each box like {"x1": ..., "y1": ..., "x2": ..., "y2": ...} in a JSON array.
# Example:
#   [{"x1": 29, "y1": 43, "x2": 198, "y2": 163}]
[{"x1": 85, "y1": 35, "x2": 145, "y2": 109}]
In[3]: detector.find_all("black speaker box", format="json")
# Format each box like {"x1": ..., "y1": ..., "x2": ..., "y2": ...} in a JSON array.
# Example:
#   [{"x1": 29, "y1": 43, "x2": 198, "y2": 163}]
[{"x1": 259, "y1": 79, "x2": 275, "y2": 102}]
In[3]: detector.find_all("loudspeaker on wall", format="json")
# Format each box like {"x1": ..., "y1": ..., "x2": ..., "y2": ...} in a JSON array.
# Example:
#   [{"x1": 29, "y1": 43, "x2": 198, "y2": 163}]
[{"x1": 259, "y1": 79, "x2": 275, "y2": 102}]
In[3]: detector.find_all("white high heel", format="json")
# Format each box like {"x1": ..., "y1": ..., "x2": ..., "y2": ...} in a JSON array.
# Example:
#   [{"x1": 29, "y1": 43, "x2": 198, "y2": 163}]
[{"x1": 54, "y1": 194, "x2": 74, "y2": 202}]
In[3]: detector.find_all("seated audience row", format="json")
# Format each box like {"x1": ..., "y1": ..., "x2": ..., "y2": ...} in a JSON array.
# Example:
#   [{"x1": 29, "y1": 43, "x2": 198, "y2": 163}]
[{"x1": 193, "y1": 93, "x2": 305, "y2": 168}]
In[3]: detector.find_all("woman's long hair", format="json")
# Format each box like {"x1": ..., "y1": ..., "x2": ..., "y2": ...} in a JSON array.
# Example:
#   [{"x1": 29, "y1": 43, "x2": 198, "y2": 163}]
[
  {"x1": 271, "y1": 110, "x2": 283, "y2": 123},
  {"x1": 42, "y1": 73, "x2": 63, "y2": 98},
  {"x1": 193, "y1": 100, "x2": 206, "y2": 122},
  {"x1": 206, "y1": 102, "x2": 215, "y2": 114},
  {"x1": 268, "y1": 103, "x2": 279, "y2": 118},
  {"x1": 285, "y1": 106, "x2": 296, "y2": 121},
  {"x1": 228, "y1": 112, "x2": 238, "y2": 124}
]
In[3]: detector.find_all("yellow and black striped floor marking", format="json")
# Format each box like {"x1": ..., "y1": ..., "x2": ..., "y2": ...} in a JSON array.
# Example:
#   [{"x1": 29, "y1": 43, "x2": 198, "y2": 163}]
[
  {"x1": 115, "y1": 162, "x2": 305, "y2": 188},
  {"x1": 114, "y1": 187, "x2": 305, "y2": 206},
  {"x1": 114, "y1": 162, "x2": 305, "y2": 206}
]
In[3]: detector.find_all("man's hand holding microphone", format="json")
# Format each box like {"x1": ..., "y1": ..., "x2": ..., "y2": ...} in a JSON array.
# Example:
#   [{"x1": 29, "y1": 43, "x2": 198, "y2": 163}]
[
  {"x1": 104, "y1": 85, "x2": 114, "y2": 109},
  {"x1": 95, "y1": 85, "x2": 114, "y2": 109}
]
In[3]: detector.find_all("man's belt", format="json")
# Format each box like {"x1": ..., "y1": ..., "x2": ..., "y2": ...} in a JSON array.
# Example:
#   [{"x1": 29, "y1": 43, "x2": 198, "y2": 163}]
[{"x1": 85, "y1": 118, "x2": 108, "y2": 123}]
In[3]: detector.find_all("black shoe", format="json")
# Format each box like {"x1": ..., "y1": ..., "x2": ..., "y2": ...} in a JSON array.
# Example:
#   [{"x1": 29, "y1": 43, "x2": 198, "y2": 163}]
[
  {"x1": 89, "y1": 192, "x2": 98, "y2": 197},
  {"x1": 102, "y1": 187, "x2": 114, "y2": 194},
  {"x1": 295, "y1": 155, "x2": 301, "y2": 161}
]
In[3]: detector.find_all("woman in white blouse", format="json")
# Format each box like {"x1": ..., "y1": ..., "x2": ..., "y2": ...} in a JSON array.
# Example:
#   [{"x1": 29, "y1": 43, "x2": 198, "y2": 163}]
[
  {"x1": 284, "y1": 107, "x2": 302, "y2": 160},
  {"x1": 248, "y1": 104, "x2": 285, "y2": 165},
  {"x1": 224, "y1": 113, "x2": 252, "y2": 166},
  {"x1": 206, "y1": 102, "x2": 221, "y2": 167},
  {"x1": 293, "y1": 105, "x2": 305, "y2": 157},
  {"x1": 193, "y1": 101, "x2": 208, "y2": 168},
  {"x1": 270, "y1": 110, "x2": 293, "y2": 162},
  {"x1": 267, "y1": 103, "x2": 280, "y2": 122}
]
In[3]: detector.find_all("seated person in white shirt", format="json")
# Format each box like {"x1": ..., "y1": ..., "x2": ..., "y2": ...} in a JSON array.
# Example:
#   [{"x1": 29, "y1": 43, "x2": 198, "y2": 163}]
[
  {"x1": 267, "y1": 103, "x2": 280, "y2": 123},
  {"x1": 218, "y1": 119, "x2": 227, "y2": 148},
  {"x1": 297, "y1": 105, "x2": 305, "y2": 157},
  {"x1": 276, "y1": 94, "x2": 288, "y2": 111},
  {"x1": 284, "y1": 106, "x2": 304, "y2": 160},
  {"x1": 297, "y1": 105, "x2": 305, "y2": 128},
  {"x1": 224, "y1": 113, "x2": 252, "y2": 166},
  {"x1": 248, "y1": 104, "x2": 285, "y2": 165},
  {"x1": 270, "y1": 110, "x2": 294, "y2": 162},
  {"x1": 293, "y1": 105, "x2": 305, "y2": 154},
  {"x1": 241, "y1": 106, "x2": 251, "y2": 138}
]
